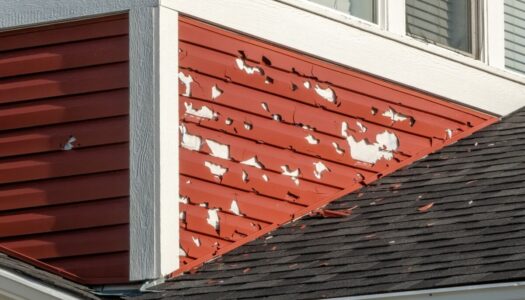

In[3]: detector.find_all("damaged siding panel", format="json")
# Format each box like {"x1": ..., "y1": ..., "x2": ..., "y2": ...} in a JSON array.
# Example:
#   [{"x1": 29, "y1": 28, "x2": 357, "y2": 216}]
[
  {"x1": 0, "y1": 15, "x2": 130, "y2": 284},
  {"x1": 177, "y1": 16, "x2": 496, "y2": 274}
]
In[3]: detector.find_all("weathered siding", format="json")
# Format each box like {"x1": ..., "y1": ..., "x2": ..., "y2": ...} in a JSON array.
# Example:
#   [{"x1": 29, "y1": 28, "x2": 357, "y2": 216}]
[
  {"x1": 177, "y1": 16, "x2": 497, "y2": 273},
  {"x1": 0, "y1": 15, "x2": 129, "y2": 284}
]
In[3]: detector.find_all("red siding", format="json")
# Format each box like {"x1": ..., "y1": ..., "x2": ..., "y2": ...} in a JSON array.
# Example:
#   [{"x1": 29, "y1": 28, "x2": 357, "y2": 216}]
[
  {"x1": 177, "y1": 17, "x2": 497, "y2": 274},
  {"x1": 0, "y1": 15, "x2": 129, "y2": 284}
]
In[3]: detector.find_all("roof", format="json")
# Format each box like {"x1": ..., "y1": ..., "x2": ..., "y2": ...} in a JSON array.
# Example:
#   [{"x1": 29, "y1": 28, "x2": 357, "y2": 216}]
[
  {"x1": 133, "y1": 107, "x2": 525, "y2": 300},
  {"x1": 0, "y1": 252, "x2": 103, "y2": 299}
]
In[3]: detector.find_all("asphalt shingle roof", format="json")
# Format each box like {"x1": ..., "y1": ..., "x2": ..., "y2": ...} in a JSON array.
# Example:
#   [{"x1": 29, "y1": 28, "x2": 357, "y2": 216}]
[{"x1": 134, "y1": 108, "x2": 525, "y2": 299}]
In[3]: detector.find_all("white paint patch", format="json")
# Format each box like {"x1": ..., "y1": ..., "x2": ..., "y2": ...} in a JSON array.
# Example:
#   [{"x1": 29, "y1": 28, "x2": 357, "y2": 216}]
[
  {"x1": 242, "y1": 170, "x2": 249, "y2": 182},
  {"x1": 445, "y1": 129, "x2": 453, "y2": 139},
  {"x1": 313, "y1": 161, "x2": 330, "y2": 179},
  {"x1": 178, "y1": 71, "x2": 193, "y2": 97},
  {"x1": 235, "y1": 58, "x2": 262, "y2": 75},
  {"x1": 206, "y1": 208, "x2": 220, "y2": 231},
  {"x1": 303, "y1": 81, "x2": 311, "y2": 89},
  {"x1": 382, "y1": 108, "x2": 409, "y2": 122},
  {"x1": 272, "y1": 114, "x2": 282, "y2": 122},
  {"x1": 63, "y1": 136, "x2": 77, "y2": 151},
  {"x1": 179, "y1": 211, "x2": 185, "y2": 221},
  {"x1": 356, "y1": 121, "x2": 367, "y2": 133},
  {"x1": 371, "y1": 107, "x2": 378, "y2": 115},
  {"x1": 184, "y1": 102, "x2": 218, "y2": 120},
  {"x1": 314, "y1": 84, "x2": 336, "y2": 103},
  {"x1": 241, "y1": 156, "x2": 264, "y2": 169},
  {"x1": 225, "y1": 118, "x2": 233, "y2": 125},
  {"x1": 302, "y1": 125, "x2": 314, "y2": 131},
  {"x1": 211, "y1": 85, "x2": 223, "y2": 99},
  {"x1": 204, "y1": 161, "x2": 228, "y2": 179},
  {"x1": 192, "y1": 236, "x2": 201, "y2": 247},
  {"x1": 332, "y1": 142, "x2": 345, "y2": 155},
  {"x1": 205, "y1": 139, "x2": 230, "y2": 160},
  {"x1": 261, "y1": 102, "x2": 269, "y2": 112},
  {"x1": 262, "y1": 174, "x2": 269, "y2": 182},
  {"x1": 179, "y1": 196, "x2": 189, "y2": 204},
  {"x1": 345, "y1": 130, "x2": 399, "y2": 164},
  {"x1": 230, "y1": 200, "x2": 241, "y2": 216},
  {"x1": 341, "y1": 122, "x2": 350, "y2": 137},
  {"x1": 180, "y1": 124, "x2": 202, "y2": 151},
  {"x1": 281, "y1": 165, "x2": 300, "y2": 186},
  {"x1": 198, "y1": 203, "x2": 208, "y2": 208},
  {"x1": 244, "y1": 122, "x2": 253, "y2": 130},
  {"x1": 180, "y1": 247, "x2": 187, "y2": 257},
  {"x1": 305, "y1": 134, "x2": 320, "y2": 145}
]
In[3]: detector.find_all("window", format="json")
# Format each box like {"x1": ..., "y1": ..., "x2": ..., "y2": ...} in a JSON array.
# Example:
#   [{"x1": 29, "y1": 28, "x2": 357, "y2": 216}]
[
  {"x1": 406, "y1": 0, "x2": 477, "y2": 55},
  {"x1": 307, "y1": 0, "x2": 377, "y2": 23},
  {"x1": 504, "y1": 0, "x2": 525, "y2": 74}
]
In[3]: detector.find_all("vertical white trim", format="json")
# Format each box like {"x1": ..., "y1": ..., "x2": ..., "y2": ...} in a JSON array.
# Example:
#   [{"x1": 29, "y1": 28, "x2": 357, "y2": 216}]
[
  {"x1": 384, "y1": 0, "x2": 405, "y2": 35},
  {"x1": 129, "y1": 5, "x2": 159, "y2": 280},
  {"x1": 484, "y1": 0, "x2": 505, "y2": 69},
  {"x1": 158, "y1": 5, "x2": 180, "y2": 276}
]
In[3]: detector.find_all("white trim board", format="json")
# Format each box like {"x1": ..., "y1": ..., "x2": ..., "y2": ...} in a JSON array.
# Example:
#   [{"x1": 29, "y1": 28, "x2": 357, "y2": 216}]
[{"x1": 165, "y1": 0, "x2": 525, "y2": 116}]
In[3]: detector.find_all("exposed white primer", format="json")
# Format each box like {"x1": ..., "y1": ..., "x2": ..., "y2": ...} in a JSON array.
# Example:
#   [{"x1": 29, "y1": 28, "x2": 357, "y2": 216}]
[
  {"x1": 314, "y1": 84, "x2": 336, "y2": 103},
  {"x1": 261, "y1": 102, "x2": 270, "y2": 112},
  {"x1": 332, "y1": 142, "x2": 345, "y2": 155},
  {"x1": 242, "y1": 170, "x2": 249, "y2": 182},
  {"x1": 225, "y1": 118, "x2": 233, "y2": 125},
  {"x1": 206, "y1": 208, "x2": 220, "y2": 230},
  {"x1": 262, "y1": 174, "x2": 269, "y2": 182},
  {"x1": 281, "y1": 165, "x2": 300, "y2": 186},
  {"x1": 303, "y1": 81, "x2": 311, "y2": 89},
  {"x1": 272, "y1": 114, "x2": 282, "y2": 122},
  {"x1": 305, "y1": 134, "x2": 320, "y2": 145},
  {"x1": 204, "y1": 161, "x2": 228, "y2": 179},
  {"x1": 235, "y1": 58, "x2": 262, "y2": 75},
  {"x1": 178, "y1": 71, "x2": 193, "y2": 97},
  {"x1": 241, "y1": 156, "x2": 264, "y2": 169},
  {"x1": 302, "y1": 125, "x2": 314, "y2": 131},
  {"x1": 180, "y1": 124, "x2": 202, "y2": 151},
  {"x1": 345, "y1": 130, "x2": 399, "y2": 164},
  {"x1": 192, "y1": 236, "x2": 201, "y2": 247},
  {"x1": 341, "y1": 122, "x2": 350, "y2": 137},
  {"x1": 205, "y1": 139, "x2": 230, "y2": 160},
  {"x1": 180, "y1": 247, "x2": 187, "y2": 257},
  {"x1": 313, "y1": 161, "x2": 330, "y2": 179},
  {"x1": 184, "y1": 102, "x2": 218, "y2": 120},
  {"x1": 230, "y1": 200, "x2": 241, "y2": 216},
  {"x1": 63, "y1": 136, "x2": 77, "y2": 151},
  {"x1": 244, "y1": 122, "x2": 253, "y2": 130},
  {"x1": 211, "y1": 85, "x2": 223, "y2": 100},
  {"x1": 198, "y1": 203, "x2": 208, "y2": 208},
  {"x1": 179, "y1": 196, "x2": 189, "y2": 204},
  {"x1": 382, "y1": 108, "x2": 409, "y2": 122},
  {"x1": 179, "y1": 211, "x2": 186, "y2": 221},
  {"x1": 356, "y1": 121, "x2": 367, "y2": 133},
  {"x1": 445, "y1": 129, "x2": 453, "y2": 139}
]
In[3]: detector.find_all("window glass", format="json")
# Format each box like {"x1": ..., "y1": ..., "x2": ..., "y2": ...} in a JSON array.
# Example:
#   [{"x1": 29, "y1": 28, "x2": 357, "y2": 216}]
[
  {"x1": 308, "y1": 0, "x2": 377, "y2": 23},
  {"x1": 406, "y1": 0, "x2": 472, "y2": 53},
  {"x1": 504, "y1": 0, "x2": 525, "y2": 74}
]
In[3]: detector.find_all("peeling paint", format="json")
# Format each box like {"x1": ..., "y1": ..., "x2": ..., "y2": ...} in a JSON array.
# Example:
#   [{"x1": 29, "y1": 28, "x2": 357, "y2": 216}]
[
  {"x1": 206, "y1": 139, "x2": 230, "y2": 160},
  {"x1": 179, "y1": 196, "x2": 189, "y2": 204},
  {"x1": 305, "y1": 134, "x2": 320, "y2": 145},
  {"x1": 198, "y1": 203, "x2": 208, "y2": 208},
  {"x1": 179, "y1": 211, "x2": 186, "y2": 221},
  {"x1": 178, "y1": 71, "x2": 193, "y2": 97},
  {"x1": 225, "y1": 118, "x2": 233, "y2": 125},
  {"x1": 235, "y1": 58, "x2": 262, "y2": 75},
  {"x1": 272, "y1": 114, "x2": 282, "y2": 122},
  {"x1": 180, "y1": 247, "x2": 187, "y2": 257},
  {"x1": 230, "y1": 200, "x2": 241, "y2": 216},
  {"x1": 242, "y1": 170, "x2": 249, "y2": 182},
  {"x1": 345, "y1": 130, "x2": 399, "y2": 164},
  {"x1": 264, "y1": 77, "x2": 273, "y2": 84},
  {"x1": 303, "y1": 81, "x2": 311, "y2": 89},
  {"x1": 445, "y1": 129, "x2": 453, "y2": 139},
  {"x1": 281, "y1": 165, "x2": 300, "y2": 186},
  {"x1": 314, "y1": 84, "x2": 336, "y2": 103},
  {"x1": 184, "y1": 102, "x2": 218, "y2": 120},
  {"x1": 332, "y1": 142, "x2": 345, "y2": 155},
  {"x1": 206, "y1": 208, "x2": 220, "y2": 231},
  {"x1": 383, "y1": 107, "x2": 409, "y2": 123},
  {"x1": 192, "y1": 236, "x2": 201, "y2": 247},
  {"x1": 313, "y1": 161, "x2": 330, "y2": 179},
  {"x1": 244, "y1": 122, "x2": 253, "y2": 130},
  {"x1": 341, "y1": 122, "x2": 350, "y2": 137},
  {"x1": 204, "y1": 161, "x2": 228, "y2": 179},
  {"x1": 262, "y1": 174, "x2": 269, "y2": 182},
  {"x1": 261, "y1": 102, "x2": 270, "y2": 112},
  {"x1": 211, "y1": 85, "x2": 223, "y2": 99},
  {"x1": 371, "y1": 107, "x2": 378, "y2": 115},
  {"x1": 241, "y1": 156, "x2": 264, "y2": 169},
  {"x1": 180, "y1": 124, "x2": 202, "y2": 151},
  {"x1": 302, "y1": 125, "x2": 314, "y2": 131},
  {"x1": 63, "y1": 136, "x2": 77, "y2": 151},
  {"x1": 356, "y1": 121, "x2": 367, "y2": 133}
]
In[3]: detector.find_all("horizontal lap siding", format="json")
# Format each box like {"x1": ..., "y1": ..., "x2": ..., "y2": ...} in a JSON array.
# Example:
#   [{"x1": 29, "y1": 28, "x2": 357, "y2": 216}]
[
  {"x1": 177, "y1": 16, "x2": 496, "y2": 273},
  {"x1": 0, "y1": 15, "x2": 130, "y2": 284}
]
